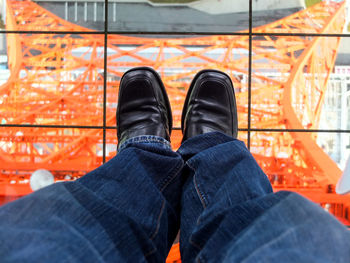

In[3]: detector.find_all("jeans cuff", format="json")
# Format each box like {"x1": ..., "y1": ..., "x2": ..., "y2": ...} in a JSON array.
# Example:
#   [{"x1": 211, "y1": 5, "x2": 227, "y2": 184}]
[{"x1": 118, "y1": 135, "x2": 172, "y2": 152}]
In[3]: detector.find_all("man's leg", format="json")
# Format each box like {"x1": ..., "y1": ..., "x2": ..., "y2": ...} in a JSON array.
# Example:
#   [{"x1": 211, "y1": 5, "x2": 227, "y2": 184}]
[
  {"x1": 179, "y1": 69, "x2": 350, "y2": 263},
  {"x1": 178, "y1": 132, "x2": 350, "y2": 263},
  {"x1": 0, "y1": 137, "x2": 184, "y2": 263}
]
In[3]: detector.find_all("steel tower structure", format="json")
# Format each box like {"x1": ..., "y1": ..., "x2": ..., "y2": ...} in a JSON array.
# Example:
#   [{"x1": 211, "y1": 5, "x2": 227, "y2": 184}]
[{"x1": 0, "y1": 1, "x2": 349, "y2": 260}]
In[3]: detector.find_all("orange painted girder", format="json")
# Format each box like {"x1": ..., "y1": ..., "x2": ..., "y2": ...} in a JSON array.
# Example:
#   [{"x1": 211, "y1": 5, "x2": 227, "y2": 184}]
[{"x1": 0, "y1": 1, "x2": 349, "y2": 260}]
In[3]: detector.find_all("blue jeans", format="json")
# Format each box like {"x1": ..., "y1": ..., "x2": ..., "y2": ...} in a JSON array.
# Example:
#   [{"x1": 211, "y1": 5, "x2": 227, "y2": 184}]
[{"x1": 0, "y1": 132, "x2": 349, "y2": 262}]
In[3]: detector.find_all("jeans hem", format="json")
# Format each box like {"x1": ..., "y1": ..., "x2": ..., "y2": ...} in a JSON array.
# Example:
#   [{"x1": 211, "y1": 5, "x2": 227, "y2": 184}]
[{"x1": 118, "y1": 135, "x2": 171, "y2": 152}]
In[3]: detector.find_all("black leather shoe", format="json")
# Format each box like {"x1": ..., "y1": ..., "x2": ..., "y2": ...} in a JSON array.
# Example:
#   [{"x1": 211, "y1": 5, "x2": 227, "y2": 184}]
[
  {"x1": 117, "y1": 67, "x2": 172, "y2": 147},
  {"x1": 181, "y1": 69, "x2": 238, "y2": 142}
]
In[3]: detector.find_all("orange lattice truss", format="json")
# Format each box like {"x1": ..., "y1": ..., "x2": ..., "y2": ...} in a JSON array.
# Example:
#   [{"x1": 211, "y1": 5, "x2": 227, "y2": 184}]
[{"x1": 0, "y1": 1, "x2": 349, "y2": 260}]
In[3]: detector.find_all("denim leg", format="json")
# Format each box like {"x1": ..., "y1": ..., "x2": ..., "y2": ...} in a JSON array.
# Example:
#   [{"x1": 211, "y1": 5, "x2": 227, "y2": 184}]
[
  {"x1": 178, "y1": 132, "x2": 350, "y2": 263},
  {"x1": 0, "y1": 136, "x2": 184, "y2": 263}
]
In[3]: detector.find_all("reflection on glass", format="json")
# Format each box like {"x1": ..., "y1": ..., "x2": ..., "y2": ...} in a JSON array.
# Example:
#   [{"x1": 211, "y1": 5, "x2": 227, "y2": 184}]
[{"x1": 0, "y1": 127, "x2": 103, "y2": 204}]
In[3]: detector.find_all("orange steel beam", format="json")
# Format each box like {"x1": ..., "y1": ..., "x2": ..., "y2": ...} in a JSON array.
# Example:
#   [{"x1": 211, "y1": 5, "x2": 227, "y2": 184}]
[
  {"x1": 0, "y1": 0, "x2": 347, "y2": 203},
  {"x1": 0, "y1": 2, "x2": 349, "y2": 260},
  {"x1": 281, "y1": 9, "x2": 345, "y2": 185}
]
